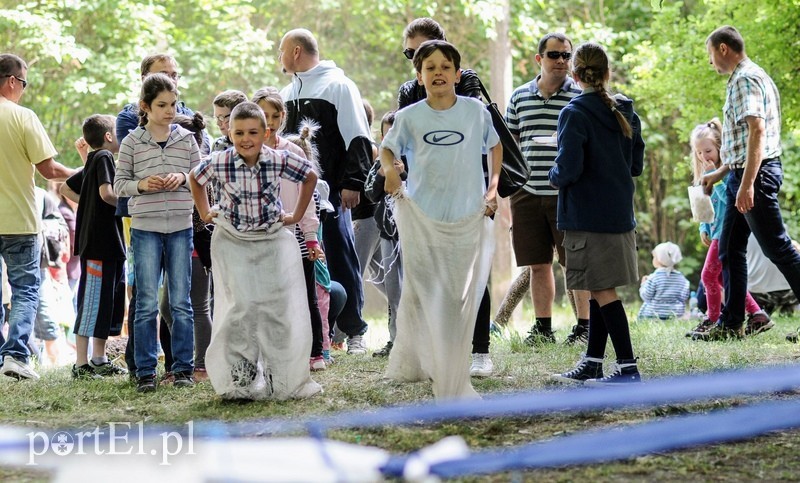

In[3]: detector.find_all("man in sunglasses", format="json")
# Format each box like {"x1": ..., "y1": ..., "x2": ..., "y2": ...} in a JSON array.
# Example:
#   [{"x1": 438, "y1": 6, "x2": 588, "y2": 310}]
[
  {"x1": 0, "y1": 53, "x2": 77, "y2": 380},
  {"x1": 505, "y1": 33, "x2": 591, "y2": 346}
]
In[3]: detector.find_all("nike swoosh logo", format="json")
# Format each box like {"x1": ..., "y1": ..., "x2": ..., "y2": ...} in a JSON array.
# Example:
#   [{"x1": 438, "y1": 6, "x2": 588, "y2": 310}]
[{"x1": 432, "y1": 133, "x2": 454, "y2": 143}]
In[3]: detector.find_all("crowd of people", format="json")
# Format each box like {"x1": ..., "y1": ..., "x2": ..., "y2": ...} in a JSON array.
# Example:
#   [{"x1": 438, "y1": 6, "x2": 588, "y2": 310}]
[{"x1": 1, "y1": 20, "x2": 798, "y2": 400}]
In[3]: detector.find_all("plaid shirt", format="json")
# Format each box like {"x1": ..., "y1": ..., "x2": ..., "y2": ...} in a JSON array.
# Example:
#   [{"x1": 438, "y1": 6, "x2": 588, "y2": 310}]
[
  {"x1": 193, "y1": 146, "x2": 312, "y2": 232},
  {"x1": 721, "y1": 59, "x2": 782, "y2": 168}
]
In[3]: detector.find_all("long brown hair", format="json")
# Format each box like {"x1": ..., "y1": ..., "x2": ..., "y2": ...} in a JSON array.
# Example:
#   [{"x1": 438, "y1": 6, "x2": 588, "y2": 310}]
[{"x1": 571, "y1": 42, "x2": 632, "y2": 139}]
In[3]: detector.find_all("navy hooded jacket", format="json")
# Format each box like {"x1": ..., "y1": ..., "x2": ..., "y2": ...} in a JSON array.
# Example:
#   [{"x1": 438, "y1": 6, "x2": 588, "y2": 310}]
[{"x1": 549, "y1": 90, "x2": 645, "y2": 233}]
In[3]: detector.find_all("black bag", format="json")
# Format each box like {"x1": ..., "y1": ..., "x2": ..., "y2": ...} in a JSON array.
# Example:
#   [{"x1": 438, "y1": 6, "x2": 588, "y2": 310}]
[{"x1": 477, "y1": 79, "x2": 529, "y2": 198}]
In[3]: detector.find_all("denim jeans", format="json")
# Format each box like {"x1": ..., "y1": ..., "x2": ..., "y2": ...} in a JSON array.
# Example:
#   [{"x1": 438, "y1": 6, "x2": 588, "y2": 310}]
[
  {"x1": 719, "y1": 159, "x2": 800, "y2": 328},
  {"x1": 0, "y1": 235, "x2": 41, "y2": 362},
  {"x1": 131, "y1": 228, "x2": 194, "y2": 377}
]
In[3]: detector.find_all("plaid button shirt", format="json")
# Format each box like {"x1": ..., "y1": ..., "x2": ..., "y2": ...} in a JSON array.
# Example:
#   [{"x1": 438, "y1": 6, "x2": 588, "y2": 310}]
[
  {"x1": 721, "y1": 59, "x2": 782, "y2": 168},
  {"x1": 193, "y1": 146, "x2": 312, "y2": 232}
]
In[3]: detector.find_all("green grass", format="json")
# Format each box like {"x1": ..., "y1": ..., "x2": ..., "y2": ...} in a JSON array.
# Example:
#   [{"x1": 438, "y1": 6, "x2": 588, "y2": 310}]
[{"x1": 2, "y1": 312, "x2": 800, "y2": 481}]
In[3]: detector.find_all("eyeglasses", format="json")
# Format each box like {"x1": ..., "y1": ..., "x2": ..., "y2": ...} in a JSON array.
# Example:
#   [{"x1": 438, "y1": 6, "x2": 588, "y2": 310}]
[
  {"x1": 215, "y1": 114, "x2": 231, "y2": 123},
  {"x1": 4, "y1": 75, "x2": 27, "y2": 89},
  {"x1": 545, "y1": 51, "x2": 572, "y2": 60},
  {"x1": 402, "y1": 48, "x2": 415, "y2": 60}
]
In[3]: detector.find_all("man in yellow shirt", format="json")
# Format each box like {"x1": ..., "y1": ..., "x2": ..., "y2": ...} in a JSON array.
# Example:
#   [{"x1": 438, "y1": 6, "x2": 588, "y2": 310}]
[{"x1": 0, "y1": 53, "x2": 75, "y2": 380}]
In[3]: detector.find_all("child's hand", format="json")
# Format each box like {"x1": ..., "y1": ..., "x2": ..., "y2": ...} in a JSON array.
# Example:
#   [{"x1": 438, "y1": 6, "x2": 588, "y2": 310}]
[
  {"x1": 701, "y1": 232, "x2": 711, "y2": 247},
  {"x1": 393, "y1": 159, "x2": 405, "y2": 174},
  {"x1": 163, "y1": 172, "x2": 186, "y2": 191},
  {"x1": 282, "y1": 212, "x2": 299, "y2": 225},
  {"x1": 138, "y1": 175, "x2": 166, "y2": 192},
  {"x1": 74, "y1": 137, "x2": 89, "y2": 163},
  {"x1": 484, "y1": 192, "x2": 498, "y2": 217},
  {"x1": 306, "y1": 241, "x2": 325, "y2": 262},
  {"x1": 202, "y1": 209, "x2": 218, "y2": 224},
  {"x1": 384, "y1": 171, "x2": 402, "y2": 195}
]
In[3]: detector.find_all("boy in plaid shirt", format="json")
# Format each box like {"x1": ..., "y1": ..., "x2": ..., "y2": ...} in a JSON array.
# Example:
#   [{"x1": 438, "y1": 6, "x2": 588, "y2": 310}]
[{"x1": 189, "y1": 102, "x2": 321, "y2": 400}]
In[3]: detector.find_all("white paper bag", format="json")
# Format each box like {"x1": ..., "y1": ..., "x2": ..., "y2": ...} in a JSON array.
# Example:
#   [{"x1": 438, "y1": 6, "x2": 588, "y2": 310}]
[{"x1": 688, "y1": 185, "x2": 715, "y2": 223}]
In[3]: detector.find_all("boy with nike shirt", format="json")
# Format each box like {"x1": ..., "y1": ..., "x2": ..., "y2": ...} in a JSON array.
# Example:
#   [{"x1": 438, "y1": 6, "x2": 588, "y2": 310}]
[{"x1": 380, "y1": 40, "x2": 501, "y2": 400}]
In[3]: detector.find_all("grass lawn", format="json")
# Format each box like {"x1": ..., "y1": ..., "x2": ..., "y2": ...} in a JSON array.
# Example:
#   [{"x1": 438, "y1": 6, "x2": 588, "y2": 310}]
[{"x1": 2, "y1": 311, "x2": 799, "y2": 481}]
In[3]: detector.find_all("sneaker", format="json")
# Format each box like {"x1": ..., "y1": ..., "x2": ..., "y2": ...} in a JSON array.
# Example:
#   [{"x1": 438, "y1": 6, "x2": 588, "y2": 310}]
[
  {"x1": 331, "y1": 341, "x2": 346, "y2": 352},
  {"x1": 524, "y1": 322, "x2": 556, "y2": 346},
  {"x1": 372, "y1": 341, "x2": 393, "y2": 358},
  {"x1": 322, "y1": 349, "x2": 335, "y2": 365},
  {"x1": 563, "y1": 324, "x2": 589, "y2": 345},
  {"x1": 172, "y1": 371, "x2": 195, "y2": 388},
  {"x1": 346, "y1": 335, "x2": 367, "y2": 355},
  {"x1": 787, "y1": 328, "x2": 799, "y2": 343},
  {"x1": 692, "y1": 323, "x2": 744, "y2": 341},
  {"x1": 72, "y1": 363, "x2": 102, "y2": 380},
  {"x1": 685, "y1": 317, "x2": 716, "y2": 337},
  {"x1": 137, "y1": 374, "x2": 157, "y2": 393},
  {"x1": 469, "y1": 353, "x2": 494, "y2": 377},
  {"x1": 89, "y1": 360, "x2": 129, "y2": 377},
  {"x1": 585, "y1": 359, "x2": 641, "y2": 386},
  {"x1": 745, "y1": 312, "x2": 775, "y2": 336},
  {"x1": 160, "y1": 371, "x2": 175, "y2": 385},
  {"x1": 193, "y1": 367, "x2": 209, "y2": 382},
  {"x1": 0, "y1": 355, "x2": 40, "y2": 380},
  {"x1": 310, "y1": 356, "x2": 326, "y2": 371},
  {"x1": 550, "y1": 355, "x2": 604, "y2": 384}
]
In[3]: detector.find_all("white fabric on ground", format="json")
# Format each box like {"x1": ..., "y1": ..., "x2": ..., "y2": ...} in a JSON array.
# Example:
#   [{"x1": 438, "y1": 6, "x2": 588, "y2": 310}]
[
  {"x1": 386, "y1": 193, "x2": 494, "y2": 400},
  {"x1": 206, "y1": 218, "x2": 321, "y2": 400}
]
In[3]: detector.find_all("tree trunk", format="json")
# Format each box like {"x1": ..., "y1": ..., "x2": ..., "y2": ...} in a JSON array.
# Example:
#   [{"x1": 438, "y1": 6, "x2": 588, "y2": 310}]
[{"x1": 489, "y1": 0, "x2": 519, "y2": 322}]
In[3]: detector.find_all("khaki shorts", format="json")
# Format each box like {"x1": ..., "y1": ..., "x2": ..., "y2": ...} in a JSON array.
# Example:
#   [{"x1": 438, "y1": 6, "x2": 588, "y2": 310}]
[
  {"x1": 510, "y1": 191, "x2": 564, "y2": 266},
  {"x1": 563, "y1": 230, "x2": 639, "y2": 291}
]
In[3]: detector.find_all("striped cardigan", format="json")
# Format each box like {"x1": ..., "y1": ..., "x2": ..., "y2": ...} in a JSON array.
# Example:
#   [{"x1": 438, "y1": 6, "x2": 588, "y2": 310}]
[{"x1": 114, "y1": 125, "x2": 201, "y2": 233}]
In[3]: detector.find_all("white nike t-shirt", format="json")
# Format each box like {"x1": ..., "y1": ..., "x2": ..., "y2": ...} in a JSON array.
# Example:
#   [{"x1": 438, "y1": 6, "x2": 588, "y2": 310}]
[{"x1": 382, "y1": 96, "x2": 499, "y2": 222}]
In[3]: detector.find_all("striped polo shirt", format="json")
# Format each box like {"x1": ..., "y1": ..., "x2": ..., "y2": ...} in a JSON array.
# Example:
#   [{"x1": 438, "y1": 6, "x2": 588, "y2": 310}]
[{"x1": 506, "y1": 76, "x2": 581, "y2": 196}]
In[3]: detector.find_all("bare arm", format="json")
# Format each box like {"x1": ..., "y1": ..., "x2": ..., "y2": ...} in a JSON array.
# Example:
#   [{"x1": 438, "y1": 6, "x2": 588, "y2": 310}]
[
  {"x1": 189, "y1": 171, "x2": 214, "y2": 224},
  {"x1": 485, "y1": 142, "x2": 503, "y2": 215},
  {"x1": 59, "y1": 183, "x2": 80, "y2": 204},
  {"x1": 36, "y1": 158, "x2": 77, "y2": 181},
  {"x1": 98, "y1": 183, "x2": 118, "y2": 207},
  {"x1": 380, "y1": 146, "x2": 402, "y2": 195},
  {"x1": 735, "y1": 116, "x2": 765, "y2": 214}
]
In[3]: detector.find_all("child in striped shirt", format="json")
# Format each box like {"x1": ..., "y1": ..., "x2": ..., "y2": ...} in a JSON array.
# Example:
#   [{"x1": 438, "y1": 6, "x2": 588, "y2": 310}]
[{"x1": 638, "y1": 242, "x2": 690, "y2": 320}]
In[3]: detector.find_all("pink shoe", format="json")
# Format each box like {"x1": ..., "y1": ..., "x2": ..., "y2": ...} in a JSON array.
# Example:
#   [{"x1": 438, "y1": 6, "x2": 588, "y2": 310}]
[{"x1": 310, "y1": 356, "x2": 326, "y2": 371}]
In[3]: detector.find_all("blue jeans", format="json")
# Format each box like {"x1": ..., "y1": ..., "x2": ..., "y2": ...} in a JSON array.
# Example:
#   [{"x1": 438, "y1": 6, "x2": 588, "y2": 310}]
[
  {"x1": 0, "y1": 235, "x2": 41, "y2": 362},
  {"x1": 131, "y1": 228, "x2": 194, "y2": 377},
  {"x1": 719, "y1": 159, "x2": 800, "y2": 328},
  {"x1": 323, "y1": 191, "x2": 367, "y2": 337}
]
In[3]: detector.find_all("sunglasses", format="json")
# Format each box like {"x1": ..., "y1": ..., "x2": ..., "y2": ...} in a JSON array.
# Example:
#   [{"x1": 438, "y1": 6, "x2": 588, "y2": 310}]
[
  {"x1": 4, "y1": 74, "x2": 27, "y2": 89},
  {"x1": 402, "y1": 48, "x2": 415, "y2": 60},
  {"x1": 545, "y1": 51, "x2": 572, "y2": 60},
  {"x1": 215, "y1": 114, "x2": 231, "y2": 123}
]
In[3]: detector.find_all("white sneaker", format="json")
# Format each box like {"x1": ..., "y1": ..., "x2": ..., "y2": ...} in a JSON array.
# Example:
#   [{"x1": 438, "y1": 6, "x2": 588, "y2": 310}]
[
  {"x1": 0, "y1": 355, "x2": 40, "y2": 380},
  {"x1": 470, "y1": 353, "x2": 493, "y2": 377},
  {"x1": 346, "y1": 335, "x2": 367, "y2": 355}
]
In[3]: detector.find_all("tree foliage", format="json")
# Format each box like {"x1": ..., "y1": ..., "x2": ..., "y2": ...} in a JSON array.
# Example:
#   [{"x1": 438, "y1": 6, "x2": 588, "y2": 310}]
[{"x1": 2, "y1": 0, "x2": 798, "y2": 289}]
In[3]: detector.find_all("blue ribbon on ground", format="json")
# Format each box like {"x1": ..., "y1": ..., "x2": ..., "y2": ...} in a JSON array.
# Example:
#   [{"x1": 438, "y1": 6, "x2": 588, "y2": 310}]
[{"x1": 191, "y1": 364, "x2": 800, "y2": 438}]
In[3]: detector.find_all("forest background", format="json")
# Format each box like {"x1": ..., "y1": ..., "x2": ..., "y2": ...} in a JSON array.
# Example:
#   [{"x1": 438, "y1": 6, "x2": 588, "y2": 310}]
[{"x1": 3, "y1": 0, "x2": 799, "y2": 306}]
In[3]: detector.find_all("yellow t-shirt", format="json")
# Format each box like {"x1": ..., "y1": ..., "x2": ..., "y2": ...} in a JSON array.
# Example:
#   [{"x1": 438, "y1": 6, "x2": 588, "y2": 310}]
[{"x1": 0, "y1": 98, "x2": 58, "y2": 235}]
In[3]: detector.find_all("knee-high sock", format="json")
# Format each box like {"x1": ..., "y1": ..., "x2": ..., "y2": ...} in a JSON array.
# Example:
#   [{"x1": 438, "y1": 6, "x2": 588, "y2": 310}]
[
  {"x1": 586, "y1": 299, "x2": 608, "y2": 359},
  {"x1": 600, "y1": 299, "x2": 634, "y2": 361}
]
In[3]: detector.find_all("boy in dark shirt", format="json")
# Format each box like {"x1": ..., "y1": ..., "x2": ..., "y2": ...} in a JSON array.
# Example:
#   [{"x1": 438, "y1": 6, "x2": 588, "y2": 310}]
[{"x1": 61, "y1": 114, "x2": 127, "y2": 379}]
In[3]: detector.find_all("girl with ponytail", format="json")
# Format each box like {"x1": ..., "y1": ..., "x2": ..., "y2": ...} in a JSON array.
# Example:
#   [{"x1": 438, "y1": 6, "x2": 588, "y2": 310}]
[{"x1": 548, "y1": 42, "x2": 646, "y2": 386}]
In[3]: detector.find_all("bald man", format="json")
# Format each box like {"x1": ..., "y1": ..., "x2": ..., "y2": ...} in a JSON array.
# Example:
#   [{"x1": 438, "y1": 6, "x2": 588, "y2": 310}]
[{"x1": 279, "y1": 29, "x2": 374, "y2": 355}]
